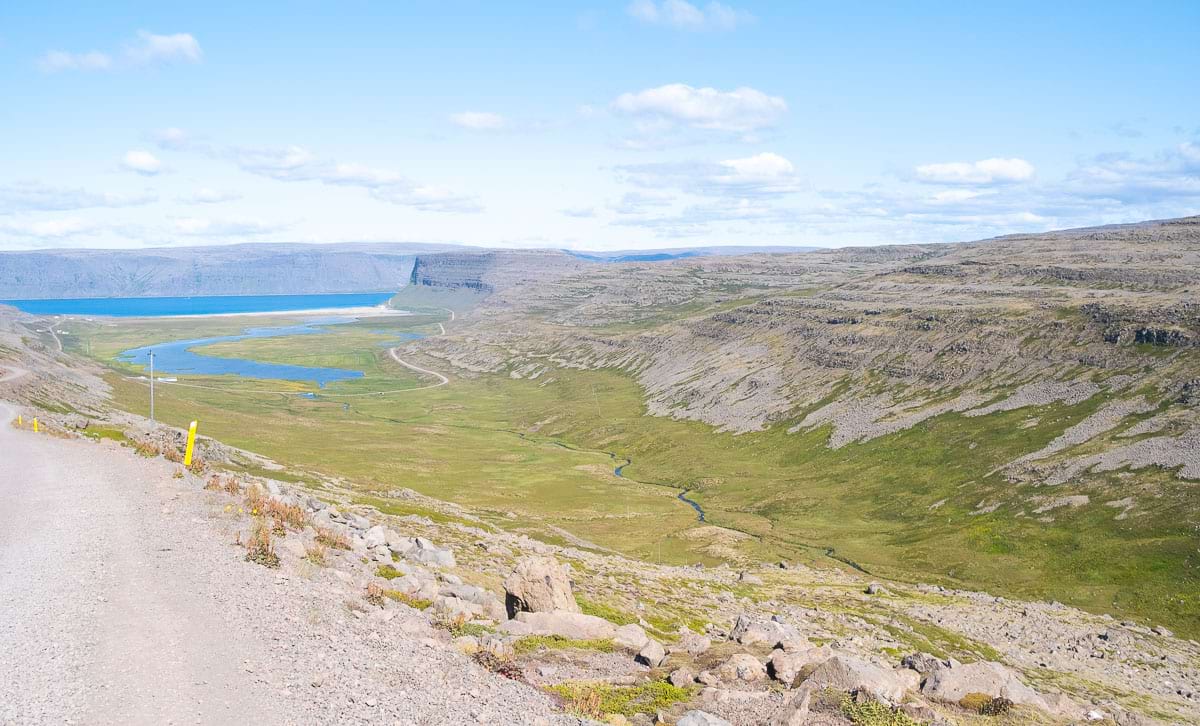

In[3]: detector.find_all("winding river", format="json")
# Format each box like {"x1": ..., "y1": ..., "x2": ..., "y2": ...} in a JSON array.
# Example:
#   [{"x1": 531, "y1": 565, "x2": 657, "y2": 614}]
[{"x1": 613, "y1": 457, "x2": 707, "y2": 522}]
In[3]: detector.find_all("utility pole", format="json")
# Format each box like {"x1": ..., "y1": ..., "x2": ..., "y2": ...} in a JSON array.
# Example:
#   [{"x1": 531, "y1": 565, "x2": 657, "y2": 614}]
[{"x1": 149, "y1": 350, "x2": 155, "y2": 423}]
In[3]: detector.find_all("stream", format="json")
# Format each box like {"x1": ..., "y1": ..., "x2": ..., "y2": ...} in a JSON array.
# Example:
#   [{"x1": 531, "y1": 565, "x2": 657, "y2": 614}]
[{"x1": 613, "y1": 457, "x2": 707, "y2": 522}]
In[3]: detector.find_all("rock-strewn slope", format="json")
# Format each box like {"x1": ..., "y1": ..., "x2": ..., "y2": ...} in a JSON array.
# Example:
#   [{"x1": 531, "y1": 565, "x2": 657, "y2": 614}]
[{"x1": 4, "y1": 396, "x2": 1196, "y2": 725}]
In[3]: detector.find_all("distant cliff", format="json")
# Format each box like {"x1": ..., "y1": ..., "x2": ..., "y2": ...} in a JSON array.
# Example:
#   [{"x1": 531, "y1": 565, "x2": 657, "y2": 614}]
[
  {"x1": 0, "y1": 242, "x2": 460, "y2": 299},
  {"x1": 408, "y1": 250, "x2": 589, "y2": 295}
]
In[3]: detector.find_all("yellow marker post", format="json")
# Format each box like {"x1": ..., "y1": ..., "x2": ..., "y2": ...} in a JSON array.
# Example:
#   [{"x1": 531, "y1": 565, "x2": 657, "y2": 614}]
[
  {"x1": 33, "y1": 418, "x2": 39, "y2": 433},
  {"x1": 183, "y1": 420, "x2": 198, "y2": 467},
  {"x1": 16, "y1": 415, "x2": 22, "y2": 427}
]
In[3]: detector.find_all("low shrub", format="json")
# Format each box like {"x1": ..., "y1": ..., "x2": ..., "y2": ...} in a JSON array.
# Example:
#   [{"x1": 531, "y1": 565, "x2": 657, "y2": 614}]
[
  {"x1": 547, "y1": 681, "x2": 692, "y2": 719},
  {"x1": 513, "y1": 635, "x2": 615, "y2": 655},
  {"x1": 375, "y1": 564, "x2": 402, "y2": 579},
  {"x1": 841, "y1": 695, "x2": 922, "y2": 726},
  {"x1": 979, "y1": 696, "x2": 1012, "y2": 716}
]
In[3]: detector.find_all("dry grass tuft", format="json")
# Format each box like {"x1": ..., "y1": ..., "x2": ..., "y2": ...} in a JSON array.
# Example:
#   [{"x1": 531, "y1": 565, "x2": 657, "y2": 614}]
[
  {"x1": 244, "y1": 522, "x2": 280, "y2": 568},
  {"x1": 364, "y1": 581, "x2": 386, "y2": 607},
  {"x1": 304, "y1": 542, "x2": 327, "y2": 566},
  {"x1": 315, "y1": 526, "x2": 352, "y2": 550}
]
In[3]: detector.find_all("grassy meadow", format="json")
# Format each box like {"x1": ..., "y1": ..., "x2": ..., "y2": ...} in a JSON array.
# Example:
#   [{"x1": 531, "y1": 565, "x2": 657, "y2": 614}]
[{"x1": 57, "y1": 309, "x2": 1200, "y2": 636}]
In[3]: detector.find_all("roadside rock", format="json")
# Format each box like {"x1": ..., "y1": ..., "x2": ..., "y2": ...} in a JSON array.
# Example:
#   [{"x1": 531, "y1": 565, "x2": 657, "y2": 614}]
[
  {"x1": 803, "y1": 655, "x2": 909, "y2": 703},
  {"x1": 504, "y1": 555, "x2": 579, "y2": 617}
]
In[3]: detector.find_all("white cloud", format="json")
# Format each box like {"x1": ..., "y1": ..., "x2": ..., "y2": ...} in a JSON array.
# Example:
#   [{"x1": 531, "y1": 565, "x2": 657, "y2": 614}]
[
  {"x1": 718, "y1": 152, "x2": 795, "y2": 181},
  {"x1": 369, "y1": 185, "x2": 483, "y2": 214},
  {"x1": 38, "y1": 31, "x2": 201, "y2": 73},
  {"x1": 613, "y1": 83, "x2": 786, "y2": 133},
  {"x1": 227, "y1": 143, "x2": 480, "y2": 212},
  {"x1": 183, "y1": 187, "x2": 241, "y2": 204},
  {"x1": 0, "y1": 217, "x2": 98, "y2": 239},
  {"x1": 124, "y1": 31, "x2": 202, "y2": 65},
  {"x1": 172, "y1": 217, "x2": 280, "y2": 237},
  {"x1": 608, "y1": 191, "x2": 675, "y2": 215},
  {"x1": 152, "y1": 127, "x2": 193, "y2": 150},
  {"x1": 914, "y1": 157, "x2": 1035, "y2": 185},
  {"x1": 560, "y1": 206, "x2": 597, "y2": 218},
  {"x1": 121, "y1": 150, "x2": 163, "y2": 175},
  {"x1": 628, "y1": 0, "x2": 752, "y2": 31},
  {"x1": 618, "y1": 152, "x2": 800, "y2": 198},
  {"x1": 37, "y1": 50, "x2": 112, "y2": 72},
  {"x1": 449, "y1": 112, "x2": 507, "y2": 130},
  {"x1": 0, "y1": 182, "x2": 156, "y2": 213}
]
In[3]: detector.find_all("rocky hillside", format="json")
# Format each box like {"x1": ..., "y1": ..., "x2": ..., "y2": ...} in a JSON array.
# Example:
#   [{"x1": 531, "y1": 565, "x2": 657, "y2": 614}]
[
  {"x1": 0, "y1": 242, "x2": 459, "y2": 299},
  {"x1": 391, "y1": 216, "x2": 1200, "y2": 635}
]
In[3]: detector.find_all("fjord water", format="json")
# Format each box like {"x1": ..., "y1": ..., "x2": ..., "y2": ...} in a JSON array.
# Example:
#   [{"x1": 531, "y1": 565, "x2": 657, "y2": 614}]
[
  {"x1": 0, "y1": 292, "x2": 393, "y2": 317},
  {"x1": 118, "y1": 319, "x2": 366, "y2": 387}
]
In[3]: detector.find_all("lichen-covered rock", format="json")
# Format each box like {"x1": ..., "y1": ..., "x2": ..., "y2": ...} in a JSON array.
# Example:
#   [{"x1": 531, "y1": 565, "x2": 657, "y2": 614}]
[{"x1": 503, "y1": 556, "x2": 579, "y2": 617}]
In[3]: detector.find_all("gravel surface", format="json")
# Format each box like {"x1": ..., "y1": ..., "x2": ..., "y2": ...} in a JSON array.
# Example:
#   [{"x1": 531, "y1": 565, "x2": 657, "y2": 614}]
[{"x1": 0, "y1": 398, "x2": 575, "y2": 726}]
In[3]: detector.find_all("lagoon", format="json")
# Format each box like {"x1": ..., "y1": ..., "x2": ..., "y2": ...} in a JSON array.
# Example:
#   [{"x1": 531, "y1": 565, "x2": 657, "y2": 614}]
[
  {"x1": 118, "y1": 319, "x2": 366, "y2": 387},
  {"x1": 0, "y1": 292, "x2": 394, "y2": 317}
]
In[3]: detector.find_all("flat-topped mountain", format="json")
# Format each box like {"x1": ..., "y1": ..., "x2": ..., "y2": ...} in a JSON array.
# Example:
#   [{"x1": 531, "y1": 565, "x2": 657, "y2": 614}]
[{"x1": 0, "y1": 242, "x2": 461, "y2": 299}]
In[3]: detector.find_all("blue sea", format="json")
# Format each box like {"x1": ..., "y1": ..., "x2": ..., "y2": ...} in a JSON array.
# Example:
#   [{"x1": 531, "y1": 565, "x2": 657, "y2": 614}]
[{"x1": 0, "y1": 292, "x2": 394, "y2": 317}]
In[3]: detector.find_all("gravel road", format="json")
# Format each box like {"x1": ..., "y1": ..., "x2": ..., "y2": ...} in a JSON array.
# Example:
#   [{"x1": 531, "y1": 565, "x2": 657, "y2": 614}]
[{"x1": 0, "y1": 394, "x2": 572, "y2": 726}]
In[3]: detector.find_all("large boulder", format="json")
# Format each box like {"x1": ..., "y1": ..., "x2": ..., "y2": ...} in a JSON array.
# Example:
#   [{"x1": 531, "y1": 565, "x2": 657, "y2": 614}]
[
  {"x1": 803, "y1": 655, "x2": 909, "y2": 703},
  {"x1": 920, "y1": 661, "x2": 1046, "y2": 709},
  {"x1": 503, "y1": 556, "x2": 579, "y2": 617},
  {"x1": 512, "y1": 610, "x2": 616, "y2": 640},
  {"x1": 613, "y1": 623, "x2": 650, "y2": 651},
  {"x1": 362, "y1": 525, "x2": 388, "y2": 549},
  {"x1": 408, "y1": 537, "x2": 455, "y2": 567},
  {"x1": 729, "y1": 614, "x2": 799, "y2": 648},
  {"x1": 766, "y1": 688, "x2": 812, "y2": 726},
  {"x1": 768, "y1": 646, "x2": 832, "y2": 686},
  {"x1": 717, "y1": 653, "x2": 767, "y2": 682},
  {"x1": 671, "y1": 631, "x2": 712, "y2": 656},
  {"x1": 636, "y1": 640, "x2": 667, "y2": 667}
]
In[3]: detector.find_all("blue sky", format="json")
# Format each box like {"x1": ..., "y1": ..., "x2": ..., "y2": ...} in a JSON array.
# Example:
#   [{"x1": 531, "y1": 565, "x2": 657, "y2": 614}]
[{"x1": 1, "y1": 1, "x2": 1197, "y2": 250}]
